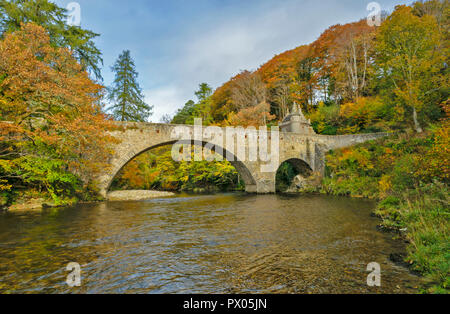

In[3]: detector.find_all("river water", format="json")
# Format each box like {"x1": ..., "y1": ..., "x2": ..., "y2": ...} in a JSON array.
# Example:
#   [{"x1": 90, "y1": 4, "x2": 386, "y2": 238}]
[{"x1": 0, "y1": 193, "x2": 422, "y2": 294}]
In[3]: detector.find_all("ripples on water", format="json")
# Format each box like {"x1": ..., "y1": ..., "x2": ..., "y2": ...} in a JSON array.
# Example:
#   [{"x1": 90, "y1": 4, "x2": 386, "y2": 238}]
[{"x1": 0, "y1": 193, "x2": 422, "y2": 294}]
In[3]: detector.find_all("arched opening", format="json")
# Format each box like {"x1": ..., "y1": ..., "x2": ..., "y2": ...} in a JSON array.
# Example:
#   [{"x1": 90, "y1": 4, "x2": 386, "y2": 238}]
[
  {"x1": 107, "y1": 140, "x2": 257, "y2": 194},
  {"x1": 275, "y1": 158, "x2": 313, "y2": 193}
]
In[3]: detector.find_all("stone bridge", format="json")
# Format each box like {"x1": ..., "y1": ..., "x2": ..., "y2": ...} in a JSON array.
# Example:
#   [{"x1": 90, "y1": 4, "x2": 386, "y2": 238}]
[{"x1": 96, "y1": 120, "x2": 389, "y2": 197}]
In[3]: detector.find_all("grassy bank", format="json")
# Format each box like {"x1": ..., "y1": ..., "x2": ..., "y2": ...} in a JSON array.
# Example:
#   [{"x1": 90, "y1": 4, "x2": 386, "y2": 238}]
[
  {"x1": 376, "y1": 183, "x2": 449, "y2": 293},
  {"x1": 320, "y1": 127, "x2": 449, "y2": 293}
]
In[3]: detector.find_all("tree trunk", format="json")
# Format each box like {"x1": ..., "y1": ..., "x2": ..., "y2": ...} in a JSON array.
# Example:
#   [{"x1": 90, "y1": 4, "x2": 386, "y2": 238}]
[{"x1": 413, "y1": 107, "x2": 423, "y2": 133}]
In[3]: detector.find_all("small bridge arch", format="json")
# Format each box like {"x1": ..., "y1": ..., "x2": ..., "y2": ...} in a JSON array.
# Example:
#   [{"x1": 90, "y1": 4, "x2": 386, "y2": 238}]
[
  {"x1": 279, "y1": 158, "x2": 313, "y2": 177},
  {"x1": 275, "y1": 158, "x2": 314, "y2": 192}
]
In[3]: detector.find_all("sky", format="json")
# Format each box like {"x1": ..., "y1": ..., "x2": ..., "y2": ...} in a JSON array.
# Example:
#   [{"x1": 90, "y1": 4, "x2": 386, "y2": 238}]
[{"x1": 54, "y1": 0, "x2": 411, "y2": 122}]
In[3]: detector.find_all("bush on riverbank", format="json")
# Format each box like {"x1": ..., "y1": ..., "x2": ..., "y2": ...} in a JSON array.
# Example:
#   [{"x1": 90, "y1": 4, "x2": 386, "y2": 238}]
[{"x1": 322, "y1": 122, "x2": 449, "y2": 293}]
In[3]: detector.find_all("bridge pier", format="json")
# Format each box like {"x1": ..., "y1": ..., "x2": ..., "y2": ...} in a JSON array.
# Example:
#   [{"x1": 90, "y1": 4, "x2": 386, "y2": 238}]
[
  {"x1": 244, "y1": 181, "x2": 276, "y2": 194},
  {"x1": 245, "y1": 184, "x2": 257, "y2": 193},
  {"x1": 240, "y1": 161, "x2": 277, "y2": 194}
]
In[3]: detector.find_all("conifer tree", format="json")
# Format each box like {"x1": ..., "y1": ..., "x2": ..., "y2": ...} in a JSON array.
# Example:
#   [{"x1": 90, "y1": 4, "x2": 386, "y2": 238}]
[
  {"x1": 0, "y1": 0, "x2": 103, "y2": 80},
  {"x1": 108, "y1": 50, "x2": 153, "y2": 122}
]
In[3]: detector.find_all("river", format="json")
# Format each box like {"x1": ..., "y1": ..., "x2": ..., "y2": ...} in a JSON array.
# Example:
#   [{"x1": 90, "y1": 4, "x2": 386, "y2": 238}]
[{"x1": 0, "y1": 193, "x2": 422, "y2": 294}]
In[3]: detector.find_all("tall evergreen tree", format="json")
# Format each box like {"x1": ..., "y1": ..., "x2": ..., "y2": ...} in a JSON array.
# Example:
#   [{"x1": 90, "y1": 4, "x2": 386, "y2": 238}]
[
  {"x1": 0, "y1": 0, "x2": 103, "y2": 80},
  {"x1": 108, "y1": 50, "x2": 153, "y2": 122},
  {"x1": 195, "y1": 83, "x2": 213, "y2": 102},
  {"x1": 172, "y1": 100, "x2": 196, "y2": 124}
]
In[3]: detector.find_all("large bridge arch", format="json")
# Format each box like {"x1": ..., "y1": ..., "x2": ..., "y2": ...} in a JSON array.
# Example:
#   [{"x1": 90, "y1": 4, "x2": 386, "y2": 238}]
[{"x1": 98, "y1": 138, "x2": 258, "y2": 197}]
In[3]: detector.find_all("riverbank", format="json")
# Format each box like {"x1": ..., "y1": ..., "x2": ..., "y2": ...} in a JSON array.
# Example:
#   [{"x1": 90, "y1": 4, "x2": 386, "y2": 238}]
[
  {"x1": 1, "y1": 190, "x2": 71, "y2": 213},
  {"x1": 107, "y1": 190, "x2": 175, "y2": 201},
  {"x1": 1, "y1": 190, "x2": 176, "y2": 212},
  {"x1": 5, "y1": 198, "x2": 51, "y2": 212}
]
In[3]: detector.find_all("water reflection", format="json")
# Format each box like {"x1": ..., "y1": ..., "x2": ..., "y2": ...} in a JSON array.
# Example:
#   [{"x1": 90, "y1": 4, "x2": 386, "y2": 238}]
[{"x1": 0, "y1": 194, "x2": 422, "y2": 294}]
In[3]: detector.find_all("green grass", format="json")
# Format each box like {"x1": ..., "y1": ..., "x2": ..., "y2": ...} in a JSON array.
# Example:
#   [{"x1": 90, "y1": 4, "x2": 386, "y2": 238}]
[{"x1": 381, "y1": 183, "x2": 449, "y2": 293}]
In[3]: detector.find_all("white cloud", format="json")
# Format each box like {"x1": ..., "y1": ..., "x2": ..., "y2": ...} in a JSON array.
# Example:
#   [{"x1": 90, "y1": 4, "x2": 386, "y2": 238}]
[
  {"x1": 172, "y1": 4, "x2": 299, "y2": 86},
  {"x1": 144, "y1": 86, "x2": 191, "y2": 122}
]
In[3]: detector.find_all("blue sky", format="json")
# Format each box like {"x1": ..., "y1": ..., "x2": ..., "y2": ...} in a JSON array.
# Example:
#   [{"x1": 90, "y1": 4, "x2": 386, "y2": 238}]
[{"x1": 54, "y1": 0, "x2": 411, "y2": 122}]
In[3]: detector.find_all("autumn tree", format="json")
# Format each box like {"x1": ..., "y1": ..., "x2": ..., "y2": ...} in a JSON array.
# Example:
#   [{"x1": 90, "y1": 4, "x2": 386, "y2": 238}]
[
  {"x1": 330, "y1": 23, "x2": 376, "y2": 101},
  {"x1": 413, "y1": 0, "x2": 450, "y2": 33},
  {"x1": 227, "y1": 71, "x2": 274, "y2": 126},
  {"x1": 0, "y1": 0, "x2": 103, "y2": 80},
  {"x1": 108, "y1": 50, "x2": 153, "y2": 122},
  {"x1": 272, "y1": 80, "x2": 292, "y2": 118},
  {"x1": 0, "y1": 23, "x2": 116, "y2": 202},
  {"x1": 376, "y1": 5, "x2": 443, "y2": 133},
  {"x1": 231, "y1": 71, "x2": 267, "y2": 110},
  {"x1": 256, "y1": 45, "x2": 307, "y2": 119},
  {"x1": 293, "y1": 56, "x2": 317, "y2": 112},
  {"x1": 227, "y1": 102, "x2": 275, "y2": 127},
  {"x1": 210, "y1": 72, "x2": 256, "y2": 122}
]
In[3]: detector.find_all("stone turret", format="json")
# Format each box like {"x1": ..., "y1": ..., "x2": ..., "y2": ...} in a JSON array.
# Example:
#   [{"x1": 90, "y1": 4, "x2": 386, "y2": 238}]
[{"x1": 279, "y1": 102, "x2": 316, "y2": 135}]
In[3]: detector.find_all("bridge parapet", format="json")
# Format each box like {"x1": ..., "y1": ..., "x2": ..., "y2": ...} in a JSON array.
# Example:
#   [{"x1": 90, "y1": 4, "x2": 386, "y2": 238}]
[{"x1": 301, "y1": 133, "x2": 392, "y2": 151}]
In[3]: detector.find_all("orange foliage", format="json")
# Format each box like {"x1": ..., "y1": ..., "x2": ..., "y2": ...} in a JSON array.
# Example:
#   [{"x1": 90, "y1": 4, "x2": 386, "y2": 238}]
[
  {"x1": 257, "y1": 45, "x2": 310, "y2": 89},
  {"x1": 0, "y1": 23, "x2": 117, "y2": 184},
  {"x1": 211, "y1": 19, "x2": 377, "y2": 123},
  {"x1": 339, "y1": 97, "x2": 384, "y2": 132},
  {"x1": 211, "y1": 72, "x2": 251, "y2": 123},
  {"x1": 226, "y1": 102, "x2": 276, "y2": 128}
]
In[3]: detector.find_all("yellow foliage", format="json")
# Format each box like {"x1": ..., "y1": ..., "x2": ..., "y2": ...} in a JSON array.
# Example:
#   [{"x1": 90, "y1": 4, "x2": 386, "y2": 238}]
[
  {"x1": 379, "y1": 175, "x2": 393, "y2": 198},
  {"x1": 0, "y1": 180, "x2": 12, "y2": 191},
  {"x1": 339, "y1": 97, "x2": 384, "y2": 132},
  {"x1": 416, "y1": 105, "x2": 450, "y2": 181}
]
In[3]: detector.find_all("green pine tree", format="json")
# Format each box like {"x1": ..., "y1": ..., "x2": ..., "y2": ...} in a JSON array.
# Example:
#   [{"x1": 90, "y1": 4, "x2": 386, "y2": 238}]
[
  {"x1": 172, "y1": 83, "x2": 214, "y2": 125},
  {"x1": 108, "y1": 50, "x2": 153, "y2": 122},
  {"x1": 195, "y1": 83, "x2": 212, "y2": 102}
]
